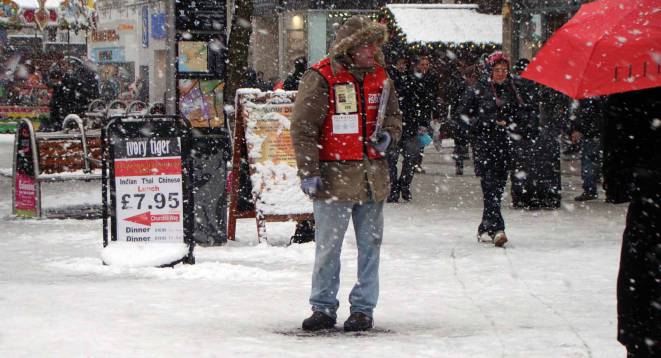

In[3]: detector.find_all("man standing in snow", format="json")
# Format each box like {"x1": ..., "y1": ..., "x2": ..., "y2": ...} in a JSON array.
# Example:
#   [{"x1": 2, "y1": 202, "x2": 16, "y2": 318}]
[{"x1": 291, "y1": 15, "x2": 402, "y2": 332}]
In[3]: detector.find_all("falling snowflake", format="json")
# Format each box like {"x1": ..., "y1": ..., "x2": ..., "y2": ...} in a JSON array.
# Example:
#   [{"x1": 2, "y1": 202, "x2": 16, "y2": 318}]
[
  {"x1": 651, "y1": 52, "x2": 661, "y2": 65},
  {"x1": 651, "y1": 119, "x2": 660, "y2": 129}
]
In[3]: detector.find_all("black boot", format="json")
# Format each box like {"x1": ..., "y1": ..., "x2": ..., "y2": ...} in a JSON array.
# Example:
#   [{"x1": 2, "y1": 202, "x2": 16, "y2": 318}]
[
  {"x1": 387, "y1": 189, "x2": 399, "y2": 203},
  {"x1": 574, "y1": 192, "x2": 597, "y2": 201},
  {"x1": 455, "y1": 162, "x2": 463, "y2": 175},
  {"x1": 400, "y1": 188, "x2": 412, "y2": 202},
  {"x1": 302, "y1": 311, "x2": 336, "y2": 331},
  {"x1": 290, "y1": 220, "x2": 315, "y2": 244},
  {"x1": 344, "y1": 312, "x2": 373, "y2": 332}
]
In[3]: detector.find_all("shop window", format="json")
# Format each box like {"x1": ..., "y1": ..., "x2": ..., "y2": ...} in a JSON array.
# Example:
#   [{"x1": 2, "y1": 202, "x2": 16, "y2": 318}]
[{"x1": 518, "y1": 13, "x2": 543, "y2": 61}]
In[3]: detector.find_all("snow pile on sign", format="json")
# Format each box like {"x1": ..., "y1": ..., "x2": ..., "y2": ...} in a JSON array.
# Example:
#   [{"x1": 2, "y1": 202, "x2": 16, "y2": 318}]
[
  {"x1": 242, "y1": 92, "x2": 312, "y2": 215},
  {"x1": 101, "y1": 242, "x2": 189, "y2": 268},
  {"x1": 387, "y1": 4, "x2": 502, "y2": 44}
]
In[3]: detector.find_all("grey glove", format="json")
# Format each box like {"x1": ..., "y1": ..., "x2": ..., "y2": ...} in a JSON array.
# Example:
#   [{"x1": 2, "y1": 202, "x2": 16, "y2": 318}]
[
  {"x1": 371, "y1": 132, "x2": 391, "y2": 155},
  {"x1": 300, "y1": 176, "x2": 321, "y2": 197}
]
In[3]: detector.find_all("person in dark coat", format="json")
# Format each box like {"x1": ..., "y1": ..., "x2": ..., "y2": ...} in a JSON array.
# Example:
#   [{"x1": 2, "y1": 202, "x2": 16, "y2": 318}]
[
  {"x1": 390, "y1": 55, "x2": 439, "y2": 202},
  {"x1": 242, "y1": 68, "x2": 271, "y2": 91},
  {"x1": 283, "y1": 57, "x2": 307, "y2": 91},
  {"x1": 43, "y1": 65, "x2": 67, "y2": 132},
  {"x1": 604, "y1": 87, "x2": 660, "y2": 358},
  {"x1": 572, "y1": 96, "x2": 606, "y2": 201},
  {"x1": 458, "y1": 51, "x2": 527, "y2": 247},
  {"x1": 386, "y1": 55, "x2": 411, "y2": 202},
  {"x1": 443, "y1": 59, "x2": 470, "y2": 175},
  {"x1": 71, "y1": 60, "x2": 99, "y2": 114},
  {"x1": 510, "y1": 59, "x2": 563, "y2": 209}
]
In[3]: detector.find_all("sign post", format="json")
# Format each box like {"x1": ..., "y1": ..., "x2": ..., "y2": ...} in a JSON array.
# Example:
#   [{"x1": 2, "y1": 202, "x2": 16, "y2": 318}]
[
  {"x1": 102, "y1": 115, "x2": 194, "y2": 267},
  {"x1": 173, "y1": 0, "x2": 231, "y2": 246}
]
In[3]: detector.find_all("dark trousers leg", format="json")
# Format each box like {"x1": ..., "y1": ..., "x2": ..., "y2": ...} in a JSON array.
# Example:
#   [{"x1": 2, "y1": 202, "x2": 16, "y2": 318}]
[
  {"x1": 387, "y1": 144, "x2": 401, "y2": 195},
  {"x1": 580, "y1": 137, "x2": 602, "y2": 195},
  {"x1": 617, "y1": 195, "x2": 661, "y2": 357},
  {"x1": 478, "y1": 171, "x2": 507, "y2": 235},
  {"x1": 453, "y1": 142, "x2": 465, "y2": 170},
  {"x1": 397, "y1": 139, "x2": 420, "y2": 194}
]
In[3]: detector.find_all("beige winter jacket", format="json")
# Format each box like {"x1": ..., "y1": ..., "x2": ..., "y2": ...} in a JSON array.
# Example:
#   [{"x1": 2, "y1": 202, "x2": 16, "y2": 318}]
[{"x1": 291, "y1": 16, "x2": 402, "y2": 202}]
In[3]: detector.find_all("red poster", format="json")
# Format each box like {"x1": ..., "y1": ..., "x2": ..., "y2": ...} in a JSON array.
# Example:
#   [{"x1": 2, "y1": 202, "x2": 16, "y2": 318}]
[{"x1": 15, "y1": 173, "x2": 37, "y2": 217}]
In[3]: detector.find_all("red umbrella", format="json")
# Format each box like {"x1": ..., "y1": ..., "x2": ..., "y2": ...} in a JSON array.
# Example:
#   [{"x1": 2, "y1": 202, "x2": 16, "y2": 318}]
[{"x1": 522, "y1": 0, "x2": 661, "y2": 99}]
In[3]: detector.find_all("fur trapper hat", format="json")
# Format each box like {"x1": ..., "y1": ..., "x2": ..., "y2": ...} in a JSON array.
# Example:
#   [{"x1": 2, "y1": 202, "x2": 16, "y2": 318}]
[{"x1": 329, "y1": 15, "x2": 387, "y2": 69}]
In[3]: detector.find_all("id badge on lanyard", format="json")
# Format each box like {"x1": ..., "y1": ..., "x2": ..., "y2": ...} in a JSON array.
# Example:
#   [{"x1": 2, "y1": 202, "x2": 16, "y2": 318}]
[
  {"x1": 332, "y1": 83, "x2": 360, "y2": 134},
  {"x1": 334, "y1": 83, "x2": 358, "y2": 114}
]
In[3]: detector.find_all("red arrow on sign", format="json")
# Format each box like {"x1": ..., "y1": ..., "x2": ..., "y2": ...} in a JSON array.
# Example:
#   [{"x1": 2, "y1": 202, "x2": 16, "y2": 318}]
[{"x1": 124, "y1": 212, "x2": 180, "y2": 226}]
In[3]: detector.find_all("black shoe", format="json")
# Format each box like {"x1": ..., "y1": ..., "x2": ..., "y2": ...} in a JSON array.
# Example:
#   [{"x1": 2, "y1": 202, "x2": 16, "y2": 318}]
[
  {"x1": 290, "y1": 232, "x2": 314, "y2": 244},
  {"x1": 415, "y1": 166, "x2": 426, "y2": 174},
  {"x1": 386, "y1": 190, "x2": 399, "y2": 203},
  {"x1": 400, "y1": 188, "x2": 412, "y2": 202},
  {"x1": 574, "y1": 193, "x2": 597, "y2": 202},
  {"x1": 290, "y1": 221, "x2": 315, "y2": 244},
  {"x1": 302, "y1": 311, "x2": 336, "y2": 331},
  {"x1": 343, "y1": 312, "x2": 373, "y2": 332},
  {"x1": 455, "y1": 165, "x2": 463, "y2": 176}
]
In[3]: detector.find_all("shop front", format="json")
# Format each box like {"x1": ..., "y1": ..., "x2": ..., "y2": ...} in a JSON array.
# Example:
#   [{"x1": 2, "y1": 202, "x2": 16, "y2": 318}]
[{"x1": 506, "y1": 0, "x2": 586, "y2": 62}]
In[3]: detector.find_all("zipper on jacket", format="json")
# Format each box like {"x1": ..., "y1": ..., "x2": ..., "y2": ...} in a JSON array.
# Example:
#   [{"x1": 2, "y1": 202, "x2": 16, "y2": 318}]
[{"x1": 356, "y1": 80, "x2": 368, "y2": 157}]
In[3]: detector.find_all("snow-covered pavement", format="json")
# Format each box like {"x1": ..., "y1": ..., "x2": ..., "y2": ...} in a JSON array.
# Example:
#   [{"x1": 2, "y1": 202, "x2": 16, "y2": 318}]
[{"x1": 0, "y1": 134, "x2": 627, "y2": 357}]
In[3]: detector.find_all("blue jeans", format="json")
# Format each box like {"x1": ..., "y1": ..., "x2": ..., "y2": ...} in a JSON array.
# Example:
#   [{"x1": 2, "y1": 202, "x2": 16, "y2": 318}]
[
  {"x1": 310, "y1": 200, "x2": 384, "y2": 319},
  {"x1": 581, "y1": 137, "x2": 602, "y2": 195}
]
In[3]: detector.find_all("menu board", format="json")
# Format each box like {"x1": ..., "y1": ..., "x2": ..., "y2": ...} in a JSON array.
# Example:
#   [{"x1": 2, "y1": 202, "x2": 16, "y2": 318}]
[
  {"x1": 113, "y1": 137, "x2": 184, "y2": 243},
  {"x1": 241, "y1": 91, "x2": 312, "y2": 216}
]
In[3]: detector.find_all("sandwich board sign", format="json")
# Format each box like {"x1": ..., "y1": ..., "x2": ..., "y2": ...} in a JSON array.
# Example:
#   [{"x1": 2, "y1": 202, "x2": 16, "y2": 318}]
[{"x1": 101, "y1": 115, "x2": 195, "y2": 267}]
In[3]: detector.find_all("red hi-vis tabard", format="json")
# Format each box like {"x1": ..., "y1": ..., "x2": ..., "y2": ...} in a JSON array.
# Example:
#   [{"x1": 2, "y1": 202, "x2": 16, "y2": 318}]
[{"x1": 311, "y1": 58, "x2": 388, "y2": 161}]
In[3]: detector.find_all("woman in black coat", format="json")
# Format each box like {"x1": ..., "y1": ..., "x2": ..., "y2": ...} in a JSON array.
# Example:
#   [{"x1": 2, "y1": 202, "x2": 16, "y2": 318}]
[{"x1": 458, "y1": 52, "x2": 531, "y2": 247}]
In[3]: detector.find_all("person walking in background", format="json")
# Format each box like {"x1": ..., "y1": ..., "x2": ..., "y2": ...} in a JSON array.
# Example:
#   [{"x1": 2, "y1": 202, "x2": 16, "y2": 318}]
[
  {"x1": 131, "y1": 73, "x2": 149, "y2": 103},
  {"x1": 572, "y1": 96, "x2": 606, "y2": 201},
  {"x1": 510, "y1": 58, "x2": 563, "y2": 209},
  {"x1": 408, "y1": 56, "x2": 440, "y2": 175},
  {"x1": 283, "y1": 57, "x2": 308, "y2": 91},
  {"x1": 100, "y1": 66, "x2": 120, "y2": 103},
  {"x1": 389, "y1": 55, "x2": 438, "y2": 202},
  {"x1": 458, "y1": 51, "x2": 526, "y2": 247},
  {"x1": 43, "y1": 64, "x2": 66, "y2": 132},
  {"x1": 291, "y1": 15, "x2": 402, "y2": 332},
  {"x1": 385, "y1": 54, "x2": 411, "y2": 202},
  {"x1": 443, "y1": 58, "x2": 470, "y2": 175}
]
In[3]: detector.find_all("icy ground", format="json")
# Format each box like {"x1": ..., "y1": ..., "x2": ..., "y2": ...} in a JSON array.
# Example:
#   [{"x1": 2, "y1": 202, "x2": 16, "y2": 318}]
[{"x1": 0, "y1": 134, "x2": 627, "y2": 357}]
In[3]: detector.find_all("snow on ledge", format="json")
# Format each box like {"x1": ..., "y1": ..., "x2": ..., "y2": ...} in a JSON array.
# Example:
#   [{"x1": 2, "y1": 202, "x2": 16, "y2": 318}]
[
  {"x1": 12, "y1": 0, "x2": 62, "y2": 9},
  {"x1": 386, "y1": 3, "x2": 502, "y2": 44},
  {"x1": 101, "y1": 242, "x2": 190, "y2": 268}
]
